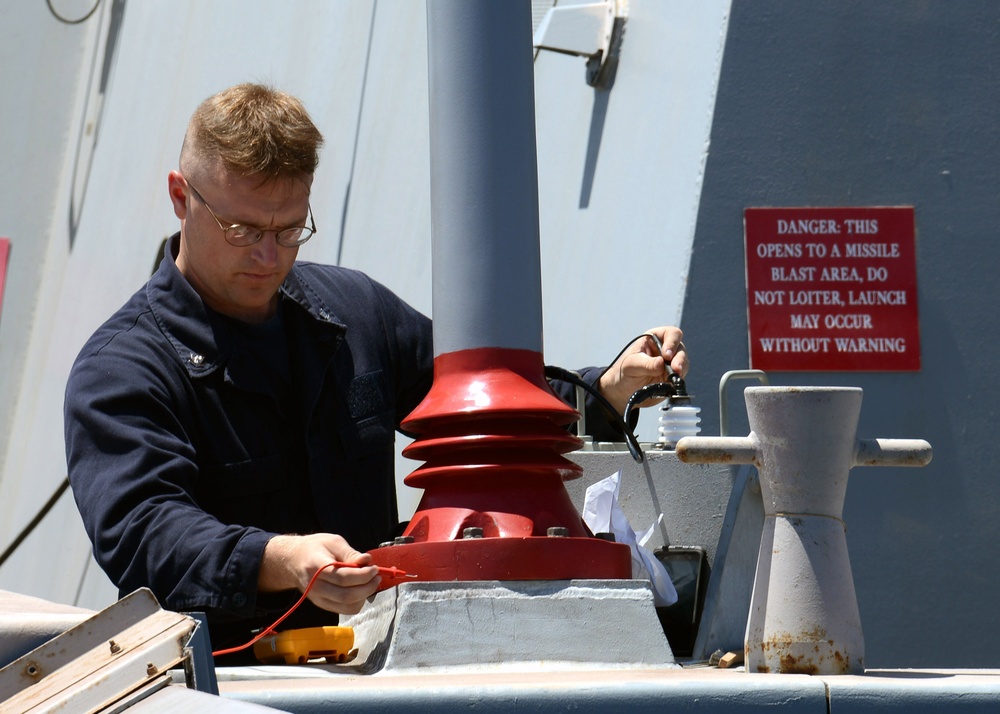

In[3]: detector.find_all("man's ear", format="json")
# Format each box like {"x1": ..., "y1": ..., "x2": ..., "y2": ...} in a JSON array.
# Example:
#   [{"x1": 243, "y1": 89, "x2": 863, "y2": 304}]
[{"x1": 167, "y1": 171, "x2": 188, "y2": 221}]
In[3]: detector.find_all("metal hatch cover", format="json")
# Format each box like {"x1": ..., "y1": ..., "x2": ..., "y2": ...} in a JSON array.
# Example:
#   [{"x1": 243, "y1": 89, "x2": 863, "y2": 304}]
[{"x1": 0, "y1": 588, "x2": 196, "y2": 713}]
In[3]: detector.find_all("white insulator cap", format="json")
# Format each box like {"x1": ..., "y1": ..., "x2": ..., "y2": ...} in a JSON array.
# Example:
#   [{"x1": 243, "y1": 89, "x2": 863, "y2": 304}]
[{"x1": 658, "y1": 405, "x2": 702, "y2": 447}]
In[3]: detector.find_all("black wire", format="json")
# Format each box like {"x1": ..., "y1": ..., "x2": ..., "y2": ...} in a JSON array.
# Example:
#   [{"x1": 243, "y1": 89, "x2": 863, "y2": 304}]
[
  {"x1": 46, "y1": 0, "x2": 103, "y2": 24},
  {"x1": 545, "y1": 365, "x2": 645, "y2": 463},
  {"x1": 547, "y1": 333, "x2": 670, "y2": 463},
  {"x1": 624, "y1": 382, "x2": 676, "y2": 433},
  {"x1": 0, "y1": 477, "x2": 71, "y2": 569}
]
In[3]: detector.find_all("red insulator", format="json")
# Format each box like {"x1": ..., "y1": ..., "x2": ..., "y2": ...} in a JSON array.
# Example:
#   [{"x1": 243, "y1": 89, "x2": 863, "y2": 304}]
[{"x1": 368, "y1": 347, "x2": 631, "y2": 586}]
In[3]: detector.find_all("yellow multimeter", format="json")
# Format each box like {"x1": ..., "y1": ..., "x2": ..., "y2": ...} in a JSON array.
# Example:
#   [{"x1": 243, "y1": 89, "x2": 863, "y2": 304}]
[{"x1": 253, "y1": 626, "x2": 356, "y2": 665}]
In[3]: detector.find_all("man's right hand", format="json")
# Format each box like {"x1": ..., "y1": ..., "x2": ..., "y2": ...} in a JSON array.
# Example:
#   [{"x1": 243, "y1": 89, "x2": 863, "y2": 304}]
[{"x1": 258, "y1": 533, "x2": 381, "y2": 615}]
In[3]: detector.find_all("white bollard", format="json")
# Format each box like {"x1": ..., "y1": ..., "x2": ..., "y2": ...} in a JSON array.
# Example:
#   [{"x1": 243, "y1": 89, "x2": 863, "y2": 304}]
[{"x1": 676, "y1": 386, "x2": 931, "y2": 675}]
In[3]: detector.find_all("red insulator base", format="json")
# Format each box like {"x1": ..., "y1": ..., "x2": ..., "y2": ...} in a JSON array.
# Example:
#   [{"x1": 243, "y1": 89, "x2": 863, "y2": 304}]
[
  {"x1": 368, "y1": 347, "x2": 631, "y2": 588},
  {"x1": 371, "y1": 536, "x2": 632, "y2": 587}
]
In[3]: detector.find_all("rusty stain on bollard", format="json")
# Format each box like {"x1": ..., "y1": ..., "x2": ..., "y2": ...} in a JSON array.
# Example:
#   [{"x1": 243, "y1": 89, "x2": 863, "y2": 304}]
[{"x1": 757, "y1": 632, "x2": 852, "y2": 675}]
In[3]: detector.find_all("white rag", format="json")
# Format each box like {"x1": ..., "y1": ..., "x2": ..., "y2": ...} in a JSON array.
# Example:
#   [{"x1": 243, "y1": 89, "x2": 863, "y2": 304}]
[{"x1": 581, "y1": 469, "x2": 678, "y2": 606}]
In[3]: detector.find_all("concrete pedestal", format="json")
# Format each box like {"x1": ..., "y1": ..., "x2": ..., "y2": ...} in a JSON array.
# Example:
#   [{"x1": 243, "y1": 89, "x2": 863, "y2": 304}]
[{"x1": 342, "y1": 580, "x2": 677, "y2": 672}]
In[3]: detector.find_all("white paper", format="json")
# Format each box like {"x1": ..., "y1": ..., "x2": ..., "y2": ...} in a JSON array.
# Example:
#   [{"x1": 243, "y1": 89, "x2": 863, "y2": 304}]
[{"x1": 582, "y1": 469, "x2": 678, "y2": 607}]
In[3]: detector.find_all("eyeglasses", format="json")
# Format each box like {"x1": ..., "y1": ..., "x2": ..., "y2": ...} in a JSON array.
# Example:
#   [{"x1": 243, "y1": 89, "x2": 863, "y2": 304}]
[{"x1": 186, "y1": 181, "x2": 317, "y2": 247}]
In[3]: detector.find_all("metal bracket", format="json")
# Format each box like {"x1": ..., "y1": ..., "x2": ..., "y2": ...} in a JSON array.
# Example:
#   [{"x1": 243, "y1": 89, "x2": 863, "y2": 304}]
[{"x1": 533, "y1": 0, "x2": 628, "y2": 87}]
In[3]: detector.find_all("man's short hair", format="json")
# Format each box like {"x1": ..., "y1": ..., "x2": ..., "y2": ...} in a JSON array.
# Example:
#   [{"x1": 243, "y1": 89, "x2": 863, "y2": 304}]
[{"x1": 182, "y1": 83, "x2": 324, "y2": 181}]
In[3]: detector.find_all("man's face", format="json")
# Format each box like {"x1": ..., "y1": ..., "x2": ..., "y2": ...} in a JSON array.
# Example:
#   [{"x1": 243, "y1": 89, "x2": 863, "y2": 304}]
[{"x1": 169, "y1": 169, "x2": 311, "y2": 323}]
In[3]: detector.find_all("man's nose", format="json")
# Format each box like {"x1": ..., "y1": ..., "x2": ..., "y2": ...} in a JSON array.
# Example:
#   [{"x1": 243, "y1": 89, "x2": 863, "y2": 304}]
[{"x1": 249, "y1": 232, "x2": 280, "y2": 265}]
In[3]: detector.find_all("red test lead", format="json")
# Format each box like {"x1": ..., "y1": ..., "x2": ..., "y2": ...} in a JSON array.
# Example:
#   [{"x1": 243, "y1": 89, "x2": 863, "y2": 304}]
[
  {"x1": 212, "y1": 560, "x2": 416, "y2": 658},
  {"x1": 329, "y1": 561, "x2": 417, "y2": 581}
]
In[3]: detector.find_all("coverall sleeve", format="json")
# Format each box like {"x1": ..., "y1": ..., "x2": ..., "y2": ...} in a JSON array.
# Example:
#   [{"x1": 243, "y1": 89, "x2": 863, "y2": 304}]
[
  {"x1": 547, "y1": 365, "x2": 626, "y2": 442},
  {"x1": 64, "y1": 341, "x2": 273, "y2": 620}
]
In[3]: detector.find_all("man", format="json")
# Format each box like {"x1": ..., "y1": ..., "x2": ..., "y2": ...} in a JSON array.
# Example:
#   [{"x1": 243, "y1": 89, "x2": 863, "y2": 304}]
[{"x1": 65, "y1": 84, "x2": 688, "y2": 655}]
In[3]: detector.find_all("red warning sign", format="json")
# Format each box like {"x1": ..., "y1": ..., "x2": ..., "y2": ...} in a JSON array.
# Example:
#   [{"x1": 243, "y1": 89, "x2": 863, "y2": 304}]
[{"x1": 744, "y1": 207, "x2": 920, "y2": 372}]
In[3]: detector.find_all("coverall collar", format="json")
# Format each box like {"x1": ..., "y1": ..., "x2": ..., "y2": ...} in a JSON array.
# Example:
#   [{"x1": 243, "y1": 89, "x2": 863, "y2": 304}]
[{"x1": 146, "y1": 233, "x2": 345, "y2": 378}]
